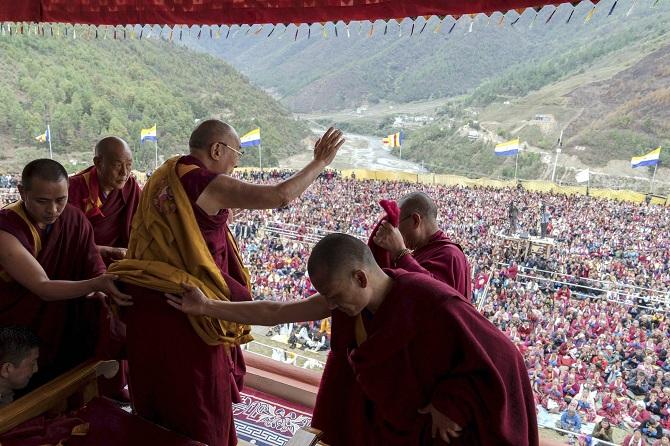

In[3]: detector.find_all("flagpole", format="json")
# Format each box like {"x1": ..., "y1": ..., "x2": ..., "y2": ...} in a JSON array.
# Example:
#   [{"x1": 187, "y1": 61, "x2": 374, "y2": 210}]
[
  {"x1": 47, "y1": 124, "x2": 53, "y2": 159},
  {"x1": 154, "y1": 140, "x2": 158, "y2": 170},
  {"x1": 586, "y1": 168, "x2": 590, "y2": 196},
  {"x1": 650, "y1": 163, "x2": 658, "y2": 194},
  {"x1": 514, "y1": 150, "x2": 519, "y2": 182},
  {"x1": 259, "y1": 143, "x2": 262, "y2": 170}
]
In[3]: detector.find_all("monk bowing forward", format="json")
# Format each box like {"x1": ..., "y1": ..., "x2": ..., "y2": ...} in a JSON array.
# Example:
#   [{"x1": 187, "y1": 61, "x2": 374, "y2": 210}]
[{"x1": 168, "y1": 233, "x2": 538, "y2": 446}]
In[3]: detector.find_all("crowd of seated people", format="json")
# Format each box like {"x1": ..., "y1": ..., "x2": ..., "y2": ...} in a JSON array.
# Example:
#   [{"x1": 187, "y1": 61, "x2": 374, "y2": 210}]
[{"x1": 228, "y1": 171, "x2": 670, "y2": 443}]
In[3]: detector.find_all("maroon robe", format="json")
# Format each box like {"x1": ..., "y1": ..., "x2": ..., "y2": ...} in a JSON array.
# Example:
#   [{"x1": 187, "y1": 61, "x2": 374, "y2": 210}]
[
  {"x1": 312, "y1": 270, "x2": 538, "y2": 446},
  {"x1": 68, "y1": 166, "x2": 141, "y2": 250},
  {"x1": 124, "y1": 155, "x2": 250, "y2": 446},
  {"x1": 396, "y1": 230, "x2": 472, "y2": 299},
  {"x1": 68, "y1": 166, "x2": 141, "y2": 400},
  {"x1": 0, "y1": 204, "x2": 106, "y2": 386},
  {"x1": 368, "y1": 201, "x2": 471, "y2": 298}
]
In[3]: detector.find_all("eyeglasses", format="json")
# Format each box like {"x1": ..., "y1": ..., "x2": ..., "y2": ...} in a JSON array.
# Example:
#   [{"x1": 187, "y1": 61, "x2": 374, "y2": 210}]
[{"x1": 215, "y1": 141, "x2": 244, "y2": 156}]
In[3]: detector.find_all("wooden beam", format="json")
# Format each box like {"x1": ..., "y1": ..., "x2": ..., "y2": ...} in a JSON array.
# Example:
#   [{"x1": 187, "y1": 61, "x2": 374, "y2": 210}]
[{"x1": 0, "y1": 360, "x2": 118, "y2": 434}]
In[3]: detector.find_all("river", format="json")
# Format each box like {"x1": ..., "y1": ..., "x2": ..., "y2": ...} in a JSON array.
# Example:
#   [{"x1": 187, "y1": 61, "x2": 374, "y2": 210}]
[{"x1": 279, "y1": 130, "x2": 427, "y2": 173}]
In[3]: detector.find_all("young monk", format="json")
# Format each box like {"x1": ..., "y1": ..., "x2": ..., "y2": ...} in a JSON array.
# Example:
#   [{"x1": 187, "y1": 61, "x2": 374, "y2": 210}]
[
  {"x1": 0, "y1": 159, "x2": 131, "y2": 386},
  {"x1": 0, "y1": 326, "x2": 40, "y2": 407},
  {"x1": 167, "y1": 233, "x2": 539, "y2": 446}
]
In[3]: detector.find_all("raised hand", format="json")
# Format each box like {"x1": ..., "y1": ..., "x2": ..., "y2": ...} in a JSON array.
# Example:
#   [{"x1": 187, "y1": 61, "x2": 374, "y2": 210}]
[
  {"x1": 372, "y1": 221, "x2": 406, "y2": 257},
  {"x1": 313, "y1": 127, "x2": 345, "y2": 166},
  {"x1": 166, "y1": 282, "x2": 209, "y2": 316}
]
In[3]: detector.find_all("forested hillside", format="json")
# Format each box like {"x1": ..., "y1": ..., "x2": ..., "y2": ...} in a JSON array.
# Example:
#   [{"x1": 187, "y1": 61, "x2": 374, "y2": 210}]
[
  {"x1": 190, "y1": 0, "x2": 670, "y2": 113},
  {"x1": 0, "y1": 36, "x2": 309, "y2": 172}
]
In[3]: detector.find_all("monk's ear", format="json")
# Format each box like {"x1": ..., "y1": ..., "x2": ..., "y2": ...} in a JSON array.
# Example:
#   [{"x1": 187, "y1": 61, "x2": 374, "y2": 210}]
[
  {"x1": 352, "y1": 270, "x2": 368, "y2": 288},
  {"x1": 210, "y1": 142, "x2": 222, "y2": 161},
  {"x1": 411, "y1": 213, "x2": 421, "y2": 227},
  {"x1": 93, "y1": 155, "x2": 103, "y2": 170},
  {"x1": 18, "y1": 184, "x2": 26, "y2": 201}
]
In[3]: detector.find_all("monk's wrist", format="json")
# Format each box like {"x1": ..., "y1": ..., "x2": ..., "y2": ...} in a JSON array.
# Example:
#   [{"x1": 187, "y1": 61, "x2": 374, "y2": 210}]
[
  {"x1": 393, "y1": 248, "x2": 411, "y2": 264},
  {"x1": 199, "y1": 299, "x2": 214, "y2": 317}
]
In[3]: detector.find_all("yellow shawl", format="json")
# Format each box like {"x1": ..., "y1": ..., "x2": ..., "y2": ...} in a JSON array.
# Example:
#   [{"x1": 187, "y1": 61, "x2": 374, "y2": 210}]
[{"x1": 108, "y1": 156, "x2": 252, "y2": 346}]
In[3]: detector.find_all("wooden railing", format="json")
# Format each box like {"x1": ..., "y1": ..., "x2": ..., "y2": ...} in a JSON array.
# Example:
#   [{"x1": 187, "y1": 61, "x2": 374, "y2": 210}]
[{"x1": 0, "y1": 359, "x2": 118, "y2": 435}]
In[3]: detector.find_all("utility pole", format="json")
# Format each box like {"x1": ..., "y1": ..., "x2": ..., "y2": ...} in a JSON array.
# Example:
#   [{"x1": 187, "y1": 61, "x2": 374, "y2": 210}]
[{"x1": 551, "y1": 129, "x2": 563, "y2": 183}]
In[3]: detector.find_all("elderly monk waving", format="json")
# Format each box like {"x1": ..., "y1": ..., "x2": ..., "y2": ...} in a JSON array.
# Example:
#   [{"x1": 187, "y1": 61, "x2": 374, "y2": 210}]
[{"x1": 109, "y1": 120, "x2": 344, "y2": 446}]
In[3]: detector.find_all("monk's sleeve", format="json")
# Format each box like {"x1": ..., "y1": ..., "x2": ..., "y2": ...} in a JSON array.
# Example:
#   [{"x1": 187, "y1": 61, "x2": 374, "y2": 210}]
[
  {"x1": 430, "y1": 299, "x2": 535, "y2": 444},
  {"x1": 429, "y1": 373, "x2": 479, "y2": 428},
  {"x1": 78, "y1": 212, "x2": 106, "y2": 277},
  {"x1": 67, "y1": 175, "x2": 86, "y2": 212},
  {"x1": 395, "y1": 253, "x2": 433, "y2": 276}
]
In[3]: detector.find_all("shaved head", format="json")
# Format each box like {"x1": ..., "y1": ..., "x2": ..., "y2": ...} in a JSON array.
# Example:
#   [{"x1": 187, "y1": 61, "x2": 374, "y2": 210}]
[
  {"x1": 399, "y1": 192, "x2": 438, "y2": 223},
  {"x1": 93, "y1": 136, "x2": 133, "y2": 191},
  {"x1": 308, "y1": 233, "x2": 377, "y2": 284},
  {"x1": 189, "y1": 119, "x2": 237, "y2": 151},
  {"x1": 95, "y1": 136, "x2": 131, "y2": 159},
  {"x1": 21, "y1": 159, "x2": 68, "y2": 191}
]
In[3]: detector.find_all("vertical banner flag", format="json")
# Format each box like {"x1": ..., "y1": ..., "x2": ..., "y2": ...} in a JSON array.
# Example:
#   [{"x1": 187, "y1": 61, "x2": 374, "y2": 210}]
[{"x1": 382, "y1": 131, "x2": 403, "y2": 147}]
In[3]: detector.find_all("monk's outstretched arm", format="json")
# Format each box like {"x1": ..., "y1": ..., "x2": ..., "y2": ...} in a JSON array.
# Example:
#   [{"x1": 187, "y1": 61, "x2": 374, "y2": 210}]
[
  {"x1": 166, "y1": 283, "x2": 331, "y2": 325},
  {"x1": 202, "y1": 128, "x2": 345, "y2": 210},
  {"x1": 0, "y1": 231, "x2": 131, "y2": 304}
]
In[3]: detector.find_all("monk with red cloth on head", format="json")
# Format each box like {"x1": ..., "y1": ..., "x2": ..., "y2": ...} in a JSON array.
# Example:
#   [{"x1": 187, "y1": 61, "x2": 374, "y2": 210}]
[
  {"x1": 108, "y1": 120, "x2": 344, "y2": 446},
  {"x1": 372, "y1": 191, "x2": 472, "y2": 298},
  {"x1": 68, "y1": 136, "x2": 141, "y2": 401},
  {"x1": 0, "y1": 159, "x2": 132, "y2": 387},
  {"x1": 168, "y1": 233, "x2": 538, "y2": 446},
  {"x1": 68, "y1": 136, "x2": 141, "y2": 265}
]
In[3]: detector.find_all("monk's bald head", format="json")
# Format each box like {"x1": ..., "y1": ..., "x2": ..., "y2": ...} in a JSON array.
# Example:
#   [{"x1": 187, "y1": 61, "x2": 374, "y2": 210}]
[
  {"x1": 95, "y1": 136, "x2": 131, "y2": 159},
  {"x1": 21, "y1": 159, "x2": 68, "y2": 191},
  {"x1": 189, "y1": 120, "x2": 238, "y2": 152},
  {"x1": 308, "y1": 233, "x2": 377, "y2": 286},
  {"x1": 399, "y1": 192, "x2": 438, "y2": 223}
]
